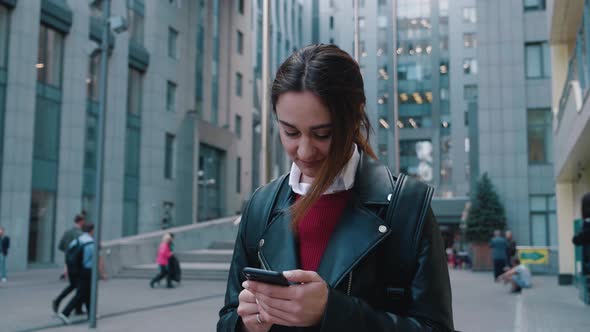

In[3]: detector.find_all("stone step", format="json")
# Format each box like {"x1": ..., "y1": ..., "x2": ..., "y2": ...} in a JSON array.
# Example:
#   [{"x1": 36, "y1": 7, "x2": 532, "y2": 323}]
[
  {"x1": 208, "y1": 241, "x2": 236, "y2": 250},
  {"x1": 175, "y1": 249, "x2": 234, "y2": 263},
  {"x1": 117, "y1": 262, "x2": 230, "y2": 281}
]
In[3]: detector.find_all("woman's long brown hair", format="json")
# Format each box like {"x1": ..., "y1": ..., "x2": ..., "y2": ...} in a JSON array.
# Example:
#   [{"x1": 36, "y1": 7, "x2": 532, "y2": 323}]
[{"x1": 271, "y1": 44, "x2": 377, "y2": 230}]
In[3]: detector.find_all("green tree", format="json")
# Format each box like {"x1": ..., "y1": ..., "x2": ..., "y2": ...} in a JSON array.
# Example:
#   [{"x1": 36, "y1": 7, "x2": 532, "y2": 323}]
[{"x1": 465, "y1": 173, "x2": 507, "y2": 242}]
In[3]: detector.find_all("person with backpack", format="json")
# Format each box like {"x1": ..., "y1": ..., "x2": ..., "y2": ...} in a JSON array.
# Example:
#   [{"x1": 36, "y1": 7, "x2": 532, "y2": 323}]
[
  {"x1": 217, "y1": 45, "x2": 454, "y2": 332},
  {"x1": 52, "y1": 214, "x2": 85, "y2": 315},
  {"x1": 57, "y1": 223, "x2": 95, "y2": 325}
]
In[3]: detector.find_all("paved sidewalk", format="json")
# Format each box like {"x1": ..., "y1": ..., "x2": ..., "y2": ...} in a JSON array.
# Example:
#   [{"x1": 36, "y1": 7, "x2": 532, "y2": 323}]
[
  {"x1": 451, "y1": 269, "x2": 589, "y2": 332},
  {"x1": 1, "y1": 268, "x2": 589, "y2": 332},
  {"x1": 0, "y1": 268, "x2": 227, "y2": 332}
]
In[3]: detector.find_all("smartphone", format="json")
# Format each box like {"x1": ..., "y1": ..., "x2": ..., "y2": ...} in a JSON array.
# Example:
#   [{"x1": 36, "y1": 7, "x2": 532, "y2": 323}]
[{"x1": 242, "y1": 267, "x2": 290, "y2": 287}]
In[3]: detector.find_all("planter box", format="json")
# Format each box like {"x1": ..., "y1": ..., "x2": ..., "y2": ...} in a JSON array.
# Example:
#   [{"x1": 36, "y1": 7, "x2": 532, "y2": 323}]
[{"x1": 470, "y1": 242, "x2": 492, "y2": 271}]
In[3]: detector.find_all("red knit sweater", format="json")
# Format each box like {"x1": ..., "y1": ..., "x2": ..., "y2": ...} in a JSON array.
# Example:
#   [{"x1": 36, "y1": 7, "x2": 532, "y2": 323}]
[{"x1": 297, "y1": 190, "x2": 352, "y2": 271}]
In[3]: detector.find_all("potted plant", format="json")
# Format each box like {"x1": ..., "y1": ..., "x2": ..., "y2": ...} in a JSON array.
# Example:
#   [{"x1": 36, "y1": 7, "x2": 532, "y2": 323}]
[{"x1": 465, "y1": 173, "x2": 507, "y2": 271}]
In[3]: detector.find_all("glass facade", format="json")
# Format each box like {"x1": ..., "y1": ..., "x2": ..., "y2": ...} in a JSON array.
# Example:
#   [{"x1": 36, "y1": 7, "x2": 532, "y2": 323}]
[
  {"x1": 123, "y1": 67, "x2": 143, "y2": 236},
  {"x1": 211, "y1": 0, "x2": 220, "y2": 125},
  {"x1": 127, "y1": 0, "x2": 145, "y2": 46},
  {"x1": 394, "y1": 0, "x2": 460, "y2": 194},
  {"x1": 166, "y1": 80, "x2": 176, "y2": 111},
  {"x1": 195, "y1": 0, "x2": 206, "y2": 116},
  {"x1": 237, "y1": 30, "x2": 244, "y2": 55},
  {"x1": 529, "y1": 195, "x2": 556, "y2": 246},
  {"x1": 168, "y1": 27, "x2": 178, "y2": 59},
  {"x1": 165, "y1": 133, "x2": 175, "y2": 179},
  {"x1": 29, "y1": 190, "x2": 57, "y2": 263},
  {"x1": 36, "y1": 25, "x2": 64, "y2": 87},
  {"x1": 525, "y1": 42, "x2": 551, "y2": 78},
  {"x1": 30, "y1": 24, "x2": 64, "y2": 264},
  {"x1": 527, "y1": 108, "x2": 553, "y2": 163},
  {"x1": 198, "y1": 144, "x2": 224, "y2": 221}
]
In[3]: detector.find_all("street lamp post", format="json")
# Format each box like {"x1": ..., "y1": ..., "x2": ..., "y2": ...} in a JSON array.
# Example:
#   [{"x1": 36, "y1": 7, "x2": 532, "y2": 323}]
[
  {"x1": 89, "y1": 0, "x2": 126, "y2": 328},
  {"x1": 88, "y1": 0, "x2": 110, "y2": 327}
]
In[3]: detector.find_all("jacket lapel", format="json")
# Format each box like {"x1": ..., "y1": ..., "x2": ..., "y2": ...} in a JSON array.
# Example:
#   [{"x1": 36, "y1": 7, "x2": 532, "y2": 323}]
[
  {"x1": 316, "y1": 199, "x2": 390, "y2": 287},
  {"x1": 257, "y1": 193, "x2": 299, "y2": 273}
]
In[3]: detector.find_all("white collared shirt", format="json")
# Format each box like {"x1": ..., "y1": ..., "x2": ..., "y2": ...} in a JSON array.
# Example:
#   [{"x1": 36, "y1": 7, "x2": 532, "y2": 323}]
[{"x1": 289, "y1": 144, "x2": 359, "y2": 196}]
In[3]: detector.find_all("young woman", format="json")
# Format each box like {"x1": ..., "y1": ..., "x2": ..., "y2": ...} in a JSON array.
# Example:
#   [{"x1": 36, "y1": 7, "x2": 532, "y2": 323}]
[
  {"x1": 150, "y1": 233, "x2": 174, "y2": 289},
  {"x1": 218, "y1": 44, "x2": 454, "y2": 332}
]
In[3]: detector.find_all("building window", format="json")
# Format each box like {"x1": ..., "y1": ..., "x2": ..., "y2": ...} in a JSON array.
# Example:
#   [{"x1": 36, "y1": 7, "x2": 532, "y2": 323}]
[
  {"x1": 238, "y1": 0, "x2": 244, "y2": 14},
  {"x1": 0, "y1": 6, "x2": 8, "y2": 69},
  {"x1": 127, "y1": 2, "x2": 145, "y2": 46},
  {"x1": 236, "y1": 72, "x2": 243, "y2": 97},
  {"x1": 525, "y1": 42, "x2": 551, "y2": 78},
  {"x1": 464, "y1": 84, "x2": 478, "y2": 101},
  {"x1": 330, "y1": 16, "x2": 334, "y2": 29},
  {"x1": 463, "y1": 58, "x2": 477, "y2": 75},
  {"x1": 127, "y1": 68, "x2": 143, "y2": 115},
  {"x1": 235, "y1": 114, "x2": 242, "y2": 138},
  {"x1": 463, "y1": 33, "x2": 477, "y2": 48},
  {"x1": 166, "y1": 81, "x2": 176, "y2": 111},
  {"x1": 236, "y1": 157, "x2": 242, "y2": 193},
  {"x1": 527, "y1": 109, "x2": 553, "y2": 163},
  {"x1": 463, "y1": 7, "x2": 476, "y2": 23},
  {"x1": 530, "y1": 195, "x2": 556, "y2": 246},
  {"x1": 237, "y1": 30, "x2": 244, "y2": 55},
  {"x1": 86, "y1": 54, "x2": 101, "y2": 102},
  {"x1": 524, "y1": 0, "x2": 545, "y2": 11},
  {"x1": 37, "y1": 25, "x2": 64, "y2": 87},
  {"x1": 168, "y1": 27, "x2": 178, "y2": 59},
  {"x1": 165, "y1": 133, "x2": 175, "y2": 179}
]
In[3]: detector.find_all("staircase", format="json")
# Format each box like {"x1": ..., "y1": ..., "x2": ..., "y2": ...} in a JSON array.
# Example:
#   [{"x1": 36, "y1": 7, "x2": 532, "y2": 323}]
[{"x1": 116, "y1": 241, "x2": 235, "y2": 281}]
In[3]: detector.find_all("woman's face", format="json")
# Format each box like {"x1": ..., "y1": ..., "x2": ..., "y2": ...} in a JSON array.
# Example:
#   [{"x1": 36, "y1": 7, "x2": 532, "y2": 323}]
[{"x1": 275, "y1": 91, "x2": 332, "y2": 183}]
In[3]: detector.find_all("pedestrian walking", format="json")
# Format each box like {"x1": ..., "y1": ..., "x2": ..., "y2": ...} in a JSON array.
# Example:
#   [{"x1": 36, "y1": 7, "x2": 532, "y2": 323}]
[
  {"x1": 57, "y1": 223, "x2": 96, "y2": 325},
  {"x1": 0, "y1": 226, "x2": 10, "y2": 282},
  {"x1": 218, "y1": 44, "x2": 454, "y2": 331},
  {"x1": 497, "y1": 257, "x2": 532, "y2": 293},
  {"x1": 490, "y1": 229, "x2": 509, "y2": 280},
  {"x1": 53, "y1": 214, "x2": 86, "y2": 315},
  {"x1": 150, "y1": 233, "x2": 175, "y2": 289}
]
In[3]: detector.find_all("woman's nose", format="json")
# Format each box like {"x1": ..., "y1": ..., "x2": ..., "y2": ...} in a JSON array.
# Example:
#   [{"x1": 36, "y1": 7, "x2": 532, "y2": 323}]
[{"x1": 297, "y1": 136, "x2": 315, "y2": 160}]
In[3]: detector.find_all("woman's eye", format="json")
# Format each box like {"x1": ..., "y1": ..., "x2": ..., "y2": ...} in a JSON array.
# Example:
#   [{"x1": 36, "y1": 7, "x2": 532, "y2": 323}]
[
  {"x1": 285, "y1": 131, "x2": 299, "y2": 137},
  {"x1": 314, "y1": 132, "x2": 332, "y2": 140}
]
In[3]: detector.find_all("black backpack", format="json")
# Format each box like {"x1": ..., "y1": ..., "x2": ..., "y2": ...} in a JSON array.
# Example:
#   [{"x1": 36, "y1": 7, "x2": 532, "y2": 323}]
[{"x1": 65, "y1": 238, "x2": 94, "y2": 274}]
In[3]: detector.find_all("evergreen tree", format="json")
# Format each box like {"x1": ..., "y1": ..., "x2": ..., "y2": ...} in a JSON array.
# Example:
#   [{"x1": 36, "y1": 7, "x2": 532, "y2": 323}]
[{"x1": 465, "y1": 173, "x2": 507, "y2": 242}]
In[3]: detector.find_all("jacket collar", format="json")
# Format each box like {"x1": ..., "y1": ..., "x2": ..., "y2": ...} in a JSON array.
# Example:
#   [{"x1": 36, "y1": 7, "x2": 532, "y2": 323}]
[{"x1": 257, "y1": 151, "x2": 395, "y2": 287}]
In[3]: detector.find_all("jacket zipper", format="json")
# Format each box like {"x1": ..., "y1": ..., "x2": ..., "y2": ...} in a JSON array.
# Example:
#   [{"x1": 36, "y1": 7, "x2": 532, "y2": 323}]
[
  {"x1": 347, "y1": 271, "x2": 353, "y2": 296},
  {"x1": 257, "y1": 250, "x2": 269, "y2": 270}
]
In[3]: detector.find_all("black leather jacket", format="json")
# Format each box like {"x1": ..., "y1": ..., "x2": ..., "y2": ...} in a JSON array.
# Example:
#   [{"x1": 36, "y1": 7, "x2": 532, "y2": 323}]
[{"x1": 218, "y1": 153, "x2": 454, "y2": 332}]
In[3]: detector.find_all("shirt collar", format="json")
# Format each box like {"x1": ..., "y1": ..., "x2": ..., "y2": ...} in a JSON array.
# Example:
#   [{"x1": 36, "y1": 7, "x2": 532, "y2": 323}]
[{"x1": 289, "y1": 144, "x2": 359, "y2": 196}]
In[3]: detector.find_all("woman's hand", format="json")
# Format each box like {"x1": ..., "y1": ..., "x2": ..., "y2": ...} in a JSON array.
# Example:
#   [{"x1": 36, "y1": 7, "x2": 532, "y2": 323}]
[
  {"x1": 244, "y1": 270, "x2": 329, "y2": 327},
  {"x1": 237, "y1": 288, "x2": 273, "y2": 332}
]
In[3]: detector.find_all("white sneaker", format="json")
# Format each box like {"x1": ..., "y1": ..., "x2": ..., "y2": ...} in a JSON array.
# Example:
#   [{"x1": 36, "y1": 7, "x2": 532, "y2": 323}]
[
  {"x1": 1, "y1": 278, "x2": 6, "y2": 282},
  {"x1": 57, "y1": 313, "x2": 70, "y2": 325}
]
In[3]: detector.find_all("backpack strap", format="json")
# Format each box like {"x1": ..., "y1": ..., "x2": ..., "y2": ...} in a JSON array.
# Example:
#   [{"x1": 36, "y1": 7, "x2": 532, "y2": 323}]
[{"x1": 383, "y1": 172, "x2": 434, "y2": 307}]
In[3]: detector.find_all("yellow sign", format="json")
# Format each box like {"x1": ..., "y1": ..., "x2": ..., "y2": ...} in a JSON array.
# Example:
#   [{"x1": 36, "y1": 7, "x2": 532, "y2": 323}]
[{"x1": 518, "y1": 248, "x2": 549, "y2": 265}]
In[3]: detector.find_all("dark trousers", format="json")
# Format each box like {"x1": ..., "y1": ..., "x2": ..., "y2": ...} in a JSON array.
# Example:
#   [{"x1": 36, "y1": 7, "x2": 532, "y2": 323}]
[
  {"x1": 54, "y1": 272, "x2": 81, "y2": 310},
  {"x1": 62, "y1": 270, "x2": 91, "y2": 317},
  {"x1": 493, "y1": 259, "x2": 507, "y2": 279},
  {"x1": 151, "y1": 265, "x2": 171, "y2": 286}
]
